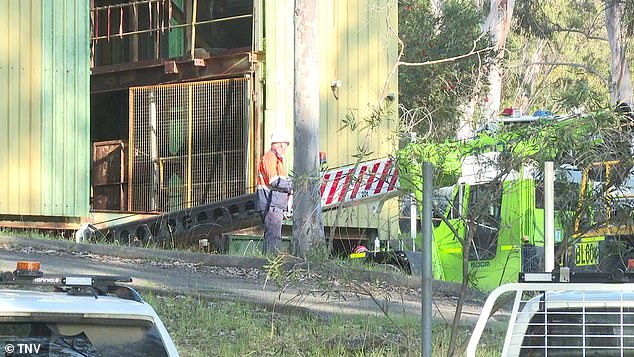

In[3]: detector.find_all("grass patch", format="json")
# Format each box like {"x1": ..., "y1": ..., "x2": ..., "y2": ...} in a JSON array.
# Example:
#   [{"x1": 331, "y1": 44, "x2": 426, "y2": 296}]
[
  {"x1": 0, "y1": 229, "x2": 60, "y2": 240},
  {"x1": 144, "y1": 293, "x2": 503, "y2": 357}
]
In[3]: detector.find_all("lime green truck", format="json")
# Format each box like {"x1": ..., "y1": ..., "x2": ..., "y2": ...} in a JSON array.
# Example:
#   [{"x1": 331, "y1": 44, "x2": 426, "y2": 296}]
[
  {"x1": 429, "y1": 162, "x2": 571, "y2": 291},
  {"x1": 401, "y1": 124, "x2": 634, "y2": 291},
  {"x1": 421, "y1": 157, "x2": 634, "y2": 292}
]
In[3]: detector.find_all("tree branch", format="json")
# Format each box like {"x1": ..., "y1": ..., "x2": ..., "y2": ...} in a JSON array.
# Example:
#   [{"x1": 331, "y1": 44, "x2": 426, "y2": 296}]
[
  {"x1": 380, "y1": 18, "x2": 493, "y2": 101},
  {"x1": 512, "y1": 61, "x2": 609, "y2": 85},
  {"x1": 398, "y1": 46, "x2": 494, "y2": 67},
  {"x1": 550, "y1": 26, "x2": 608, "y2": 41}
]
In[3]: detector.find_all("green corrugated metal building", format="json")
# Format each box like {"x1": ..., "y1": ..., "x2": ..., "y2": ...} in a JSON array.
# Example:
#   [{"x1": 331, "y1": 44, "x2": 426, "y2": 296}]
[
  {"x1": 0, "y1": 0, "x2": 90, "y2": 226},
  {"x1": 1, "y1": 0, "x2": 399, "y2": 239}
]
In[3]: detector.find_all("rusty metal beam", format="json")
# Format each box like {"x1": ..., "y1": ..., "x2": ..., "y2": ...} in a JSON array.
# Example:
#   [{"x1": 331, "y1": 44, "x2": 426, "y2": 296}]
[
  {"x1": 91, "y1": 49, "x2": 254, "y2": 93},
  {"x1": 0, "y1": 214, "x2": 81, "y2": 230},
  {"x1": 0, "y1": 221, "x2": 81, "y2": 230}
]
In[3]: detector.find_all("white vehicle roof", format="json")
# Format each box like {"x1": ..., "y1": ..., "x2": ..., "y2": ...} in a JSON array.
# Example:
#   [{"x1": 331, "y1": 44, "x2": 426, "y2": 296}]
[
  {"x1": 0, "y1": 289, "x2": 158, "y2": 318},
  {"x1": 0, "y1": 264, "x2": 179, "y2": 357}
]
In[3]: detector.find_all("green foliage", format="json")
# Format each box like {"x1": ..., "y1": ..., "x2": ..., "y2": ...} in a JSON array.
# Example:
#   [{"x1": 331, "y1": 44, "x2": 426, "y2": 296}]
[
  {"x1": 263, "y1": 254, "x2": 288, "y2": 289},
  {"x1": 398, "y1": 0, "x2": 492, "y2": 139},
  {"x1": 340, "y1": 104, "x2": 393, "y2": 134},
  {"x1": 504, "y1": 0, "x2": 613, "y2": 114},
  {"x1": 338, "y1": 103, "x2": 393, "y2": 162},
  {"x1": 514, "y1": 1, "x2": 553, "y2": 38},
  {"x1": 398, "y1": 0, "x2": 630, "y2": 139},
  {"x1": 514, "y1": 111, "x2": 631, "y2": 167},
  {"x1": 400, "y1": 110, "x2": 631, "y2": 176},
  {"x1": 397, "y1": 139, "x2": 463, "y2": 190},
  {"x1": 340, "y1": 111, "x2": 359, "y2": 133},
  {"x1": 0, "y1": 229, "x2": 58, "y2": 240},
  {"x1": 399, "y1": 109, "x2": 633, "y2": 247},
  {"x1": 551, "y1": 77, "x2": 608, "y2": 112}
]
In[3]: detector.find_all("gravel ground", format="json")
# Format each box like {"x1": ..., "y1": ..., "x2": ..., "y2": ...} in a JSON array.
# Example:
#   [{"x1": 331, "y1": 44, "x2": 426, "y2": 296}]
[{"x1": 0, "y1": 235, "x2": 486, "y2": 322}]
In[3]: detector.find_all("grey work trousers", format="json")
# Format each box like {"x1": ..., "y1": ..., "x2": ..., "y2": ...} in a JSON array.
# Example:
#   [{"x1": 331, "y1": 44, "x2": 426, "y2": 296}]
[{"x1": 262, "y1": 206, "x2": 284, "y2": 255}]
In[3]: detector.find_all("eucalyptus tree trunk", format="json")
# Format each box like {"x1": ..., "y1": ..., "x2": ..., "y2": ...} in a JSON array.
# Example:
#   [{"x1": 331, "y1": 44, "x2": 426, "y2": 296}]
[
  {"x1": 456, "y1": 0, "x2": 515, "y2": 139},
  {"x1": 515, "y1": 39, "x2": 546, "y2": 111},
  {"x1": 430, "y1": 0, "x2": 443, "y2": 19},
  {"x1": 292, "y1": 0, "x2": 325, "y2": 257},
  {"x1": 606, "y1": 0, "x2": 633, "y2": 107},
  {"x1": 481, "y1": 0, "x2": 515, "y2": 121}
]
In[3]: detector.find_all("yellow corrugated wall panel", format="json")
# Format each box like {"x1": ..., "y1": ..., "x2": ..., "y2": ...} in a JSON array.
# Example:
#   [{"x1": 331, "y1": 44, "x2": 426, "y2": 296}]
[
  {"x1": 31, "y1": 1, "x2": 43, "y2": 215},
  {"x1": 0, "y1": 0, "x2": 42, "y2": 215},
  {"x1": 264, "y1": 0, "x2": 398, "y2": 236},
  {"x1": 263, "y1": 0, "x2": 295, "y2": 163},
  {"x1": 0, "y1": 0, "x2": 9, "y2": 213},
  {"x1": 319, "y1": 0, "x2": 399, "y2": 236},
  {"x1": 0, "y1": 0, "x2": 89, "y2": 219}
]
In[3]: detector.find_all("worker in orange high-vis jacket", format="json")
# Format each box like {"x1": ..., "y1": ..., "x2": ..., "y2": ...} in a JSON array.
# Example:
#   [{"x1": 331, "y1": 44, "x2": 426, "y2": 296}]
[{"x1": 256, "y1": 129, "x2": 292, "y2": 255}]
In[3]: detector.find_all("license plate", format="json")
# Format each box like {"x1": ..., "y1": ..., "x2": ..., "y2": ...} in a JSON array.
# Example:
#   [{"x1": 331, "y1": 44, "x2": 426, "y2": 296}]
[{"x1": 575, "y1": 241, "x2": 599, "y2": 266}]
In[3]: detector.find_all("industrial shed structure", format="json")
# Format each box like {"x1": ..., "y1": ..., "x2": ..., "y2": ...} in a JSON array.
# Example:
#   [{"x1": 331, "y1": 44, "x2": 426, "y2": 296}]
[{"x1": 1, "y1": 0, "x2": 399, "y2": 242}]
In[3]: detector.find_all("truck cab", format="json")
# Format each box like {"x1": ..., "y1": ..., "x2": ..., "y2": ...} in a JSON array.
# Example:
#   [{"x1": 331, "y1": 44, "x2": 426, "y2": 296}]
[
  {"x1": 430, "y1": 153, "x2": 600, "y2": 291},
  {"x1": 431, "y1": 157, "x2": 634, "y2": 291}
]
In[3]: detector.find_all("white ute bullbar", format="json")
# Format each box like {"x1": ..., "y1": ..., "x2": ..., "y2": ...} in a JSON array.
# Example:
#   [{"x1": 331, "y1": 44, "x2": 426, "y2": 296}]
[{"x1": 467, "y1": 268, "x2": 634, "y2": 356}]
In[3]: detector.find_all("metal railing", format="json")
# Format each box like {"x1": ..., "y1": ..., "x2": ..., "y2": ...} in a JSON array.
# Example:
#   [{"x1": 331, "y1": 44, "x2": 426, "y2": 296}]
[
  {"x1": 468, "y1": 281, "x2": 634, "y2": 356},
  {"x1": 90, "y1": 0, "x2": 254, "y2": 66}
]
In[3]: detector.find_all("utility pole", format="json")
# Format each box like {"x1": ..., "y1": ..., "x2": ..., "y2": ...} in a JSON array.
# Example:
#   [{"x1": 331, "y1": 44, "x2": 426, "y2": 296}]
[
  {"x1": 544, "y1": 161, "x2": 555, "y2": 272},
  {"x1": 292, "y1": 0, "x2": 325, "y2": 256},
  {"x1": 422, "y1": 162, "x2": 433, "y2": 357}
]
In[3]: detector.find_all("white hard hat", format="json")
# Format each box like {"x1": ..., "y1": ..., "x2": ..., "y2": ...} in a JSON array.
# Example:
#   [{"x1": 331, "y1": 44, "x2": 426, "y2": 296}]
[{"x1": 270, "y1": 129, "x2": 291, "y2": 144}]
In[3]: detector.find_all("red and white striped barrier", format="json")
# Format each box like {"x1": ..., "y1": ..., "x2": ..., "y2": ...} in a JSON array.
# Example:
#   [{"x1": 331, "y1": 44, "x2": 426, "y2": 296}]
[{"x1": 320, "y1": 158, "x2": 399, "y2": 210}]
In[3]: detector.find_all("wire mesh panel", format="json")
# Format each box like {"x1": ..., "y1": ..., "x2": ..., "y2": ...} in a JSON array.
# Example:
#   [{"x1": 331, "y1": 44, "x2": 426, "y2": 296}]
[
  {"x1": 130, "y1": 78, "x2": 249, "y2": 212},
  {"x1": 512, "y1": 291, "x2": 634, "y2": 356},
  {"x1": 467, "y1": 282, "x2": 634, "y2": 356}
]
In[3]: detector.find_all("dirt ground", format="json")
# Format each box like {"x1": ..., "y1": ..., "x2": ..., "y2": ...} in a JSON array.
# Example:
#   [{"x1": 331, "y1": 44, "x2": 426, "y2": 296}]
[{"x1": 0, "y1": 235, "x2": 485, "y2": 322}]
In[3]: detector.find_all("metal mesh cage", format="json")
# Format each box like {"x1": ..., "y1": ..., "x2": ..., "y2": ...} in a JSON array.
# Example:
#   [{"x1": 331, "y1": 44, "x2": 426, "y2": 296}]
[{"x1": 129, "y1": 78, "x2": 249, "y2": 212}]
